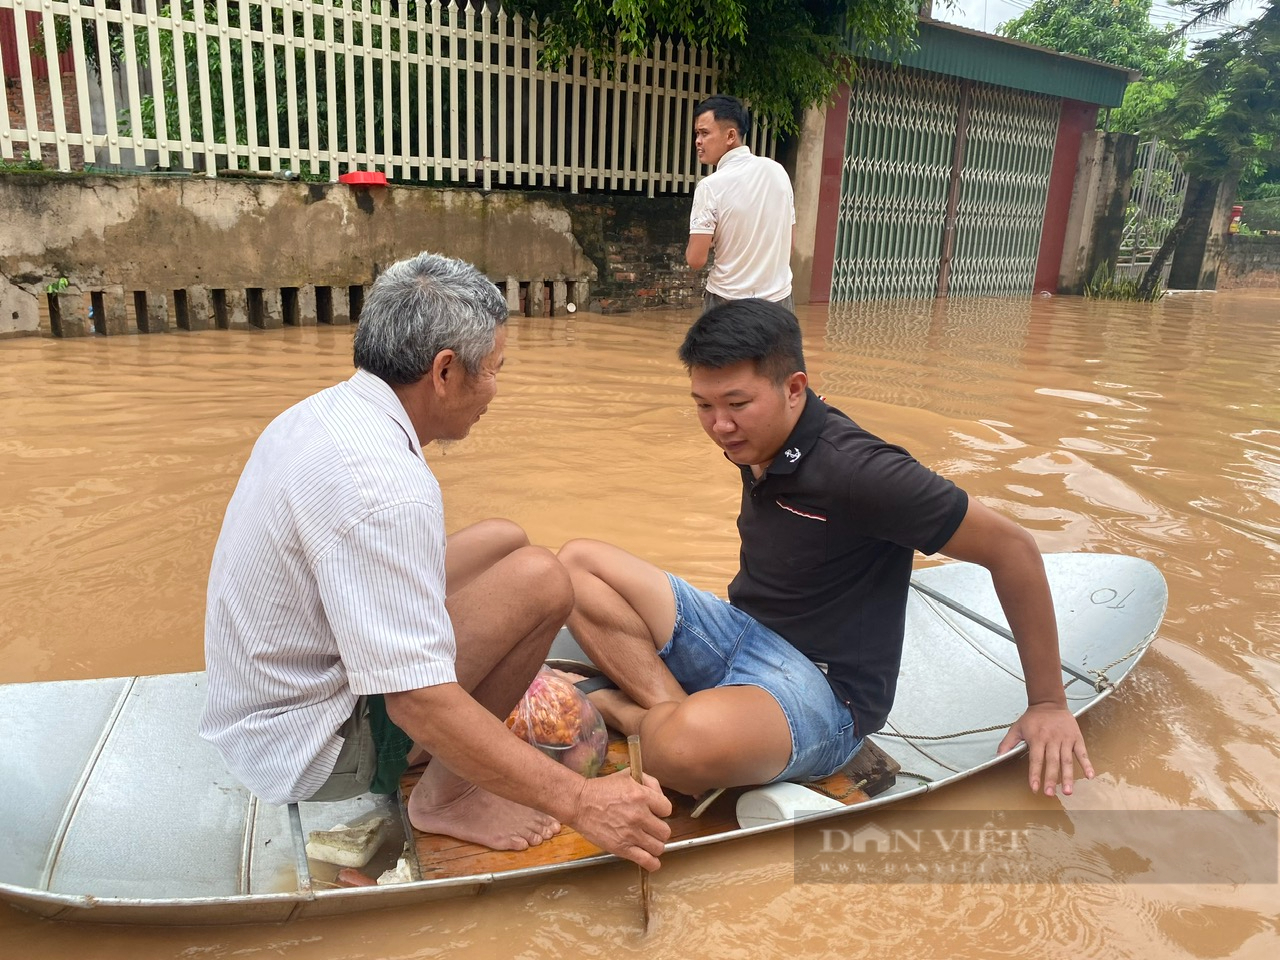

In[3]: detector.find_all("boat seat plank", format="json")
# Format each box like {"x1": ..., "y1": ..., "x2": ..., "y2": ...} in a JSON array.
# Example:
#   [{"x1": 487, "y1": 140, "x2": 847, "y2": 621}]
[
  {"x1": 0, "y1": 676, "x2": 132, "y2": 890},
  {"x1": 49, "y1": 673, "x2": 260, "y2": 899},
  {"x1": 405, "y1": 740, "x2": 744, "y2": 879}
]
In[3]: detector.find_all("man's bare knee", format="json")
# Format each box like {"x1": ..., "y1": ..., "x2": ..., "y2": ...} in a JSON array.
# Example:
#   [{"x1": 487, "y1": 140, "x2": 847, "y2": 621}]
[
  {"x1": 640, "y1": 700, "x2": 729, "y2": 795},
  {"x1": 508, "y1": 545, "x2": 574, "y2": 622},
  {"x1": 557, "y1": 537, "x2": 610, "y2": 575},
  {"x1": 469, "y1": 518, "x2": 530, "y2": 553}
]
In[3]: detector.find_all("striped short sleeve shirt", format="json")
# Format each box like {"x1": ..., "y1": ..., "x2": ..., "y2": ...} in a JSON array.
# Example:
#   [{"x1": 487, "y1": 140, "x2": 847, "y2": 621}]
[{"x1": 199, "y1": 369, "x2": 456, "y2": 804}]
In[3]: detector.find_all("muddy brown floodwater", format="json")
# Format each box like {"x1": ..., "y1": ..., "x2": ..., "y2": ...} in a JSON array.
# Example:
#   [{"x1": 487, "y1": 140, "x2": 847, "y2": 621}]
[{"x1": 2, "y1": 291, "x2": 1279, "y2": 959}]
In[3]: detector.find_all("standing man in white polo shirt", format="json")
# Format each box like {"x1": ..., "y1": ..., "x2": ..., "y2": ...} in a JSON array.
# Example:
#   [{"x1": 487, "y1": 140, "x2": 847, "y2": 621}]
[
  {"x1": 201, "y1": 252, "x2": 670, "y2": 868},
  {"x1": 686, "y1": 95, "x2": 795, "y2": 312}
]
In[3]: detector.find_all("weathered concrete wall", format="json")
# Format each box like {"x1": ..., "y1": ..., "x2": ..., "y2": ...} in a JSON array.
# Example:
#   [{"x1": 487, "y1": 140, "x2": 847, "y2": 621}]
[
  {"x1": 0, "y1": 173, "x2": 703, "y2": 337},
  {"x1": 790, "y1": 106, "x2": 826, "y2": 306},
  {"x1": 1218, "y1": 235, "x2": 1280, "y2": 289},
  {"x1": 1168, "y1": 174, "x2": 1238, "y2": 291},
  {"x1": 1057, "y1": 130, "x2": 1138, "y2": 294}
]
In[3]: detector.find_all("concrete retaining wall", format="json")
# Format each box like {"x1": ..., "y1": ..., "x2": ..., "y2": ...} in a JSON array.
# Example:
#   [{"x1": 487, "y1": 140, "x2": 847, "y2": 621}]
[
  {"x1": 0, "y1": 174, "x2": 704, "y2": 337},
  {"x1": 1218, "y1": 235, "x2": 1280, "y2": 289}
]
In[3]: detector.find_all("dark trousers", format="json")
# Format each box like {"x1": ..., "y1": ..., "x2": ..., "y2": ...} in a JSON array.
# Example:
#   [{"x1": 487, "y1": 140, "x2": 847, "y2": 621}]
[{"x1": 703, "y1": 290, "x2": 796, "y2": 314}]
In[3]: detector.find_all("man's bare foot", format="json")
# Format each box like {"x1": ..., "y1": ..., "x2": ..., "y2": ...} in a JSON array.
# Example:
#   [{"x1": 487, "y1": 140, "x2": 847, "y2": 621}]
[
  {"x1": 408, "y1": 763, "x2": 561, "y2": 851},
  {"x1": 584, "y1": 686, "x2": 647, "y2": 735}
]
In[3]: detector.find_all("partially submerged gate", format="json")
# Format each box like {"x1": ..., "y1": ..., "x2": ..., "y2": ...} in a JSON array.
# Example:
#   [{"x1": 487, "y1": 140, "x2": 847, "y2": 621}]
[
  {"x1": 1116, "y1": 139, "x2": 1188, "y2": 277},
  {"x1": 831, "y1": 61, "x2": 1059, "y2": 301}
]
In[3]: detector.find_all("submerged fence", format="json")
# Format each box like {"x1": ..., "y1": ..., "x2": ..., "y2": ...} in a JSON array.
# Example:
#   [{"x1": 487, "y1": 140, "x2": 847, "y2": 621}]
[
  {"x1": 1117, "y1": 138, "x2": 1188, "y2": 274},
  {"x1": 0, "y1": 0, "x2": 776, "y2": 193}
]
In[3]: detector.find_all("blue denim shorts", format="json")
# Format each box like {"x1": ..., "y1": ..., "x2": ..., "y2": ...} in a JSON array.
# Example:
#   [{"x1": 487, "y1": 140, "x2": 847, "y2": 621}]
[{"x1": 660, "y1": 573, "x2": 863, "y2": 783}]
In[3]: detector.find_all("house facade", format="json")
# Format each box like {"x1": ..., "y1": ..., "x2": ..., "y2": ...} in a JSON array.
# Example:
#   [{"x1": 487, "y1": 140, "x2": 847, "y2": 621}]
[{"x1": 803, "y1": 20, "x2": 1136, "y2": 302}]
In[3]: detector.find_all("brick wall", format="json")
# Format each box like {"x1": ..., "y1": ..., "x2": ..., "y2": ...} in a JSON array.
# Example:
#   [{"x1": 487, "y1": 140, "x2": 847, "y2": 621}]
[
  {"x1": 4, "y1": 73, "x2": 86, "y2": 169},
  {"x1": 1218, "y1": 235, "x2": 1280, "y2": 289},
  {"x1": 563, "y1": 194, "x2": 705, "y2": 313}
]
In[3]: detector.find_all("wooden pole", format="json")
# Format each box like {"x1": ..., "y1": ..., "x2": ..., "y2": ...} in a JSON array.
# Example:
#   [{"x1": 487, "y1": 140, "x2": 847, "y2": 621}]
[{"x1": 626, "y1": 734, "x2": 650, "y2": 931}]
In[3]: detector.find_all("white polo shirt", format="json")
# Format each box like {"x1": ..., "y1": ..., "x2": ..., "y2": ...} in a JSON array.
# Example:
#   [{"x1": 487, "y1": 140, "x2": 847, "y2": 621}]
[
  {"x1": 689, "y1": 145, "x2": 795, "y2": 302},
  {"x1": 199, "y1": 370, "x2": 457, "y2": 805}
]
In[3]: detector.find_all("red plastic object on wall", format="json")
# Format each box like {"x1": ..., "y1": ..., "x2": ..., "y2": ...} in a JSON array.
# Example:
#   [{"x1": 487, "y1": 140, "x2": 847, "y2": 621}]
[{"x1": 338, "y1": 171, "x2": 388, "y2": 186}]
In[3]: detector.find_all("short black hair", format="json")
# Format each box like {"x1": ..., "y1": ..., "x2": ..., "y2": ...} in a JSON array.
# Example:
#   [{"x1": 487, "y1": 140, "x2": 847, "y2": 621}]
[
  {"x1": 678, "y1": 299, "x2": 805, "y2": 385},
  {"x1": 694, "y1": 94, "x2": 751, "y2": 141}
]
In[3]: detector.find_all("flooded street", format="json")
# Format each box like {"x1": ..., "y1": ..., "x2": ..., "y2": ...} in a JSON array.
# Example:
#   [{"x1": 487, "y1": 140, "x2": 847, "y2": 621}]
[{"x1": 2, "y1": 290, "x2": 1279, "y2": 958}]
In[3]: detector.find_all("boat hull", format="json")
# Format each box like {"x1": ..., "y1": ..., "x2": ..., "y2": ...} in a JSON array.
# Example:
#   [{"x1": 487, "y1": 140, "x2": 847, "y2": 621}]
[{"x1": 1, "y1": 553, "x2": 1167, "y2": 924}]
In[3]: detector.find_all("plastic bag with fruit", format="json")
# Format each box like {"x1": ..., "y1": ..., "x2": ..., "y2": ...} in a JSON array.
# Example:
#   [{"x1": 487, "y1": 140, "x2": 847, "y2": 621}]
[{"x1": 506, "y1": 667, "x2": 610, "y2": 778}]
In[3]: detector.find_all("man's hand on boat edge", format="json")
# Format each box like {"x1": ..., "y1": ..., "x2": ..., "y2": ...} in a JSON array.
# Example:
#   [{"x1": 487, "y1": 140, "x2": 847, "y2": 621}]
[
  {"x1": 934, "y1": 499, "x2": 1096, "y2": 799},
  {"x1": 997, "y1": 702, "x2": 1095, "y2": 798},
  {"x1": 570, "y1": 769, "x2": 672, "y2": 872}
]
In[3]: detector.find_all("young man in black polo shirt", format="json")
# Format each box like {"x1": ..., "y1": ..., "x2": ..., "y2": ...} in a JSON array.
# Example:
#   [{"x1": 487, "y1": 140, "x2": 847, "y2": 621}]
[{"x1": 559, "y1": 299, "x2": 1091, "y2": 800}]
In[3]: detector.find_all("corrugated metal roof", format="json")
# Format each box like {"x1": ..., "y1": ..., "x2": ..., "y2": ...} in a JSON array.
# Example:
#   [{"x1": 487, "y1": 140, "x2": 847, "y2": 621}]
[{"x1": 863, "y1": 20, "x2": 1138, "y2": 108}]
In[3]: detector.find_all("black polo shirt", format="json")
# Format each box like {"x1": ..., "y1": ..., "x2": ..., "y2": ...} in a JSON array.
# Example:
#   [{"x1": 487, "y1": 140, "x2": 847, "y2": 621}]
[{"x1": 727, "y1": 390, "x2": 968, "y2": 737}]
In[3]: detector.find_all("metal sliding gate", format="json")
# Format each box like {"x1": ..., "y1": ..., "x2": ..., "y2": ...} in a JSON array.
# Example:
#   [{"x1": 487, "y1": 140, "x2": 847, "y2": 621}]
[
  {"x1": 832, "y1": 62, "x2": 1060, "y2": 301},
  {"x1": 833, "y1": 65, "x2": 962, "y2": 300}
]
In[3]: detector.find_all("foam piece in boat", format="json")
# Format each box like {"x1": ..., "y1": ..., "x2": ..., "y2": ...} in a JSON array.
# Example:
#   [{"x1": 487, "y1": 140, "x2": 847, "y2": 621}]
[{"x1": 735, "y1": 782, "x2": 845, "y2": 828}]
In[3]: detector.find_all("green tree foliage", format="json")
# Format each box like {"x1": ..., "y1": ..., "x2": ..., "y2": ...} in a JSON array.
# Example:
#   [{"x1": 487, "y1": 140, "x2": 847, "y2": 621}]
[
  {"x1": 507, "y1": 1, "x2": 925, "y2": 134},
  {"x1": 999, "y1": 0, "x2": 1181, "y2": 74},
  {"x1": 1137, "y1": 0, "x2": 1280, "y2": 295},
  {"x1": 999, "y1": 0, "x2": 1185, "y2": 134},
  {"x1": 1109, "y1": 76, "x2": 1179, "y2": 135},
  {"x1": 1149, "y1": 0, "x2": 1280, "y2": 182}
]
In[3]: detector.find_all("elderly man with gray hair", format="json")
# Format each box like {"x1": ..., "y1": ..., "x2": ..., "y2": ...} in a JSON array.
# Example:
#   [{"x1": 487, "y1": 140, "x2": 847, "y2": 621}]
[{"x1": 200, "y1": 252, "x2": 670, "y2": 867}]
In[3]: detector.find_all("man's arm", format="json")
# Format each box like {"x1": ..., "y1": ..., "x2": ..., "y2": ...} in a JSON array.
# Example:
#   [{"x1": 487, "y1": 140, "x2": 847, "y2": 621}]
[
  {"x1": 936, "y1": 499, "x2": 1094, "y2": 797},
  {"x1": 686, "y1": 233, "x2": 713, "y2": 270},
  {"x1": 385, "y1": 683, "x2": 672, "y2": 868}
]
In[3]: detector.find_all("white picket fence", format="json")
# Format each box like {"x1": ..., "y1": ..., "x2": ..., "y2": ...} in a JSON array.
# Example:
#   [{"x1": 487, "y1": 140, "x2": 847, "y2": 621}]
[{"x1": 0, "y1": 0, "x2": 776, "y2": 193}]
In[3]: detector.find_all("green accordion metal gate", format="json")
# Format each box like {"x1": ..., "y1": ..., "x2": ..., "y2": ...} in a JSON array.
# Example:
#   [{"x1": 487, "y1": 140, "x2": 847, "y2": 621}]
[{"x1": 832, "y1": 62, "x2": 1060, "y2": 301}]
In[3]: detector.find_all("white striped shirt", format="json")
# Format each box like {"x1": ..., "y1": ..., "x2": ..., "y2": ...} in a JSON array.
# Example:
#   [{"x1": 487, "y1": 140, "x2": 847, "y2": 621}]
[{"x1": 199, "y1": 369, "x2": 456, "y2": 804}]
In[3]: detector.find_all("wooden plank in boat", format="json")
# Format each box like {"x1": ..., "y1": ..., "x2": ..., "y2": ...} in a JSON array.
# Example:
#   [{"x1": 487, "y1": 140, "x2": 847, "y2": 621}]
[{"x1": 403, "y1": 737, "x2": 897, "y2": 880}]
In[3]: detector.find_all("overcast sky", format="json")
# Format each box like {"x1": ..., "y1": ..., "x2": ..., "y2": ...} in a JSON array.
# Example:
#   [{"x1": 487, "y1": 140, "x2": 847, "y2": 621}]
[{"x1": 934, "y1": 0, "x2": 1269, "y2": 39}]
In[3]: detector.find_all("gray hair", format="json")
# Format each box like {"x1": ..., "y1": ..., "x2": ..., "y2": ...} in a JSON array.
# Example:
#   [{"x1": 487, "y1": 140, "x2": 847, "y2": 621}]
[{"x1": 353, "y1": 252, "x2": 508, "y2": 385}]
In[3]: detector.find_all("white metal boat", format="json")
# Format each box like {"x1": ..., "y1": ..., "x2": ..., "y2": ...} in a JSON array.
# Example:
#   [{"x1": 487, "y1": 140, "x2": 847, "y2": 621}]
[{"x1": 0, "y1": 553, "x2": 1167, "y2": 924}]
